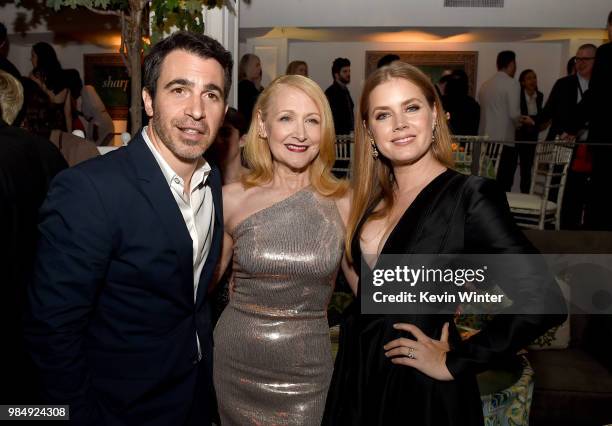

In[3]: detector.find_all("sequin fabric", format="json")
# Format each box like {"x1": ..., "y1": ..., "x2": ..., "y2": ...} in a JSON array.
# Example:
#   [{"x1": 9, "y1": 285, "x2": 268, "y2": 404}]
[{"x1": 213, "y1": 187, "x2": 344, "y2": 425}]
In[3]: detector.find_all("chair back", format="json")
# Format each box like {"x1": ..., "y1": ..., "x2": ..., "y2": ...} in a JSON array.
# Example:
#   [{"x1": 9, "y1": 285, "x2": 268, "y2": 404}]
[
  {"x1": 332, "y1": 134, "x2": 353, "y2": 177},
  {"x1": 479, "y1": 141, "x2": 503, "y2": 178},
  {"x1": 530, "y1": 142, "x2": 573, "y2": 206},
  {"x1": 451, "y1": 135, "x2": 476, "y2": 175}
]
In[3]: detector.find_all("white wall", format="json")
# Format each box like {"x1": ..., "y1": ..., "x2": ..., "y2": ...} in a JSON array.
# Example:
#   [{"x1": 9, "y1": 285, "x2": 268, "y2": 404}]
[{"x1": 240, "y1": 0, "x2": 611, "y2": 29}]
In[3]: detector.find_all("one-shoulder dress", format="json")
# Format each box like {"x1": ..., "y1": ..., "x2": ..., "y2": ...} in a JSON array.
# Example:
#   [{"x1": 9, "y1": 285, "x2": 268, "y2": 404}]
[{"x1": 214, "y1": 187, "x2": 344, "y2": 425}]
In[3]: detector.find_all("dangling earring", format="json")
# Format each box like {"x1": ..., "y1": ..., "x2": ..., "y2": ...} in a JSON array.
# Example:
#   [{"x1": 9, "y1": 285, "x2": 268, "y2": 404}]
[
  {"x1": 431, "y1": 125, "x2": 437, "y2": 144},
  {"x1": 369, "y1": 136, "x2": 379, "y2": 159}
]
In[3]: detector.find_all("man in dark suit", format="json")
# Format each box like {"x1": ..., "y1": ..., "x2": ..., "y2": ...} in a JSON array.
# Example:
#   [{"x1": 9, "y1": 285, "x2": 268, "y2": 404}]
[
  {"x1": 540, "y1": 44, "x2": 596, "y2": 141},
  {"x1": 25, "y1": 32, "x2": 232, "y2": 425},
  {"x1": 0, "y1": 23, "x2": 21, "y2": 79},
  {"x1": 0, "y1": 70, "x2": 67, "y2": 405},
  {"x1": 540, "y1": 44, "x2": 596, "y2": 229},
  {"x1": 582, "y1": 11, "x2": 612, "y2": 230},
  {"x1": 562, "y1": 16, "x2": 612, "y2": 230},
  {"x1": 325, "y1": 57, "x2": 354, "y2": 135}
]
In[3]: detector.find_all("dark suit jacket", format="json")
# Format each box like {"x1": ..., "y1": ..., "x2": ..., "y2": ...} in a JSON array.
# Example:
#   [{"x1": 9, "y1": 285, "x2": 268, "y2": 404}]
[
  {"x1": 25, "y1": 132, "x2": 223, "y2": 425},
  {"x1": 0, "y1": 119, "x2": 67, "y2": 404},
  {"x1": 540, "y1": 74, "x2": 584, "y2": 140},
  {"x1": 0, "y1": 56, "x2": 21, "y2": 80},
  {"x1": 325, "y1": 81, "x2": 355, "y2": 135},
  {"x1": 237, "y1": 79, "x2": 262, "y2": 127},
  {"x1": 516, "y1": 89, "x2": 543, "y2": 141},
  {"x1": 584, "y1": 42, "x2": 612, "y2": 144}
]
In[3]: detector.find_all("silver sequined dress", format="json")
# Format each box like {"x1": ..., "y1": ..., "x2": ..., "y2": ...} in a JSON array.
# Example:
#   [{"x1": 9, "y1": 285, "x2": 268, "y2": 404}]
[{"x1": 213, "y1": 187, "x2": 344, "y2": 426}]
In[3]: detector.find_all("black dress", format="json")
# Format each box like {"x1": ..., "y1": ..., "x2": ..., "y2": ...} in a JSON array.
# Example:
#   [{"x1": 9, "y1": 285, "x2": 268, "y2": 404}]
[{"x1": 323, "y1": 169, "x2": 565, "y2": 426}]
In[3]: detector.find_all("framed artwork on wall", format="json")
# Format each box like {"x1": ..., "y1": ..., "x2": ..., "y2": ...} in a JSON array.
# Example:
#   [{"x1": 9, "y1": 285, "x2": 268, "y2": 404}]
[
  {"x1": 365, "y1": 51, "x2": 479, "y2": 96},
  {"x1": 84, "y1": 53, "x2": 130, "y2": 120}
]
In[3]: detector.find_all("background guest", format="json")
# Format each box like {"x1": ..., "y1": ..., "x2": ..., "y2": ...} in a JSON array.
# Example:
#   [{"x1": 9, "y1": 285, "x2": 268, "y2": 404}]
[
  {"x1": 238, "y1": 53, "x2": 263, "y2": 126},
  {"x1": 479, "y1": 50, "x2": 532, "y2": 191},
  {"x1": 286, "y1": 60, "x2": 309, "y2": 77},
  {"x1": 65, "y1": 68, "x2": 115, "y2": 146},
  {"x1": 29, "y1": 42, "x2": 72, "y2": 132},
  {"x1": 376, "y1": 54, "x2": 400, "y2": 69},
  {"x1": 0, "y1": 70, "x2": 67, "y2": 405},
  {"x1": 325, "y1": 57, "x2": 354, "y2": 135},
  {"x1": 18, "y1": 77, "x2": 99, "y2": 167},
  {"x1": 515, "y1": 68, "x2": 543, "y2": 193},
  {"x1": 441, "y1": 69, "x2": 480, "y2": 136},
  {"x1": 0, "y1": 22, "x2": 20, "y2": 79},
  {"x1": 207, "y1": 107, "x2": 248, "y2": 185},
  {"x1": 540, "y1": 44, "x2": 596, "y2": 228}
]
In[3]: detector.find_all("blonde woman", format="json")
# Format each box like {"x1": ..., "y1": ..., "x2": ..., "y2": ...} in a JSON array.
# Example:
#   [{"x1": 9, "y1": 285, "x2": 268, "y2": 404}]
[
  {"x1": 286, "y1": 60, "x2": 309, "y2": 77},
  {"x1": 322, "y1": 62, "x2": 565, "y2": 425},
  {"x1": 213, "y1": 74, "x2": 351, "y2": 425}
]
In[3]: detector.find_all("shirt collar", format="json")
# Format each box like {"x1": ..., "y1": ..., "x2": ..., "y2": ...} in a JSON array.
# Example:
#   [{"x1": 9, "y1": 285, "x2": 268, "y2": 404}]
[
  {"x1": 524, "y1": 90, "x2": 537, "y2": 100},
  {"x1": 142, "y1": 127, "x2": 211, "y2": 191},
  {"x1": 577, "y1": 74, "x2": 589, "y2": 90}
]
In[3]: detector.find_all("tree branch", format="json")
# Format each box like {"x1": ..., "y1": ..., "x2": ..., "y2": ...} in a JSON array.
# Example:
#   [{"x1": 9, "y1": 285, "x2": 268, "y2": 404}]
[
  {"x1": 83, "y1": 5, "x2": 121, "y2": 16},
  {"x1": 119, "y1": 12, "x2": 130, "y2": 75}
]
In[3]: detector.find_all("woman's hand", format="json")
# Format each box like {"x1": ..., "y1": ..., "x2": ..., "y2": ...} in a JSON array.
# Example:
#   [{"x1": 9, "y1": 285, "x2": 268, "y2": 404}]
[{"x1": 383, "y1": 322, "x2": 454, "y2": 381}]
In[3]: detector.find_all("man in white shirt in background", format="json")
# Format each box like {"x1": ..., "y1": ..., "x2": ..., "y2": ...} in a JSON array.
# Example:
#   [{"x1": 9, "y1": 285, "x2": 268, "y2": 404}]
[{"x1": 479, "y1": 50, "x2": 532, "y2": 191}]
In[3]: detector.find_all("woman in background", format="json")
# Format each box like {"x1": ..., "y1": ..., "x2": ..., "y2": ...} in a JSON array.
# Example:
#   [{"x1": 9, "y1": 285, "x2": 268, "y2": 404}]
[
  {"x1": 214, "y1": 74, "x2": 350, "y2": 425},
  {"x1": 323, "y1": 62, "x2": 565, "y2": 426},
  {"x1": 237, "y1": 53, "x2": 264, "y2": 126},
  {"x1": 516, "y1": 68, "x2": 543, "y2": 193},
  {"x1": 29, "y1": 42, "x2": 71, "y2": 132},
  {"x1": 18, "y1": 77, "x2": 98, "y2": 167},
  {"x1": 208, "y1": 107, "x2": 248, "y2": 185},
  {"x1": 208, "y1": 107, "x2": 249, "y2": 325},
  {"x1": 286, "y1": 60, "x2": 309, "y2": 77}
]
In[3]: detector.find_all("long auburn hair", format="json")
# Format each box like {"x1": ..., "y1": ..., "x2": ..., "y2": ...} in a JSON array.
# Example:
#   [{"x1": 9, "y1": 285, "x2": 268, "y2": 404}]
[
  {"x1": 242, "y1": 74, "x2": 347, "y2": 197},
  {"x1": 346, "y1": 62, "x2": 454, "y2": 262}
]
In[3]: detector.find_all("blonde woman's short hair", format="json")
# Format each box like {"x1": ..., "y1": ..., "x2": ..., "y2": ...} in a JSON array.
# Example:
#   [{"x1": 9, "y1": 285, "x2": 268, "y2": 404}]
[{"x1": 0, "y1": 70, "x2": 24, "y2": 125}]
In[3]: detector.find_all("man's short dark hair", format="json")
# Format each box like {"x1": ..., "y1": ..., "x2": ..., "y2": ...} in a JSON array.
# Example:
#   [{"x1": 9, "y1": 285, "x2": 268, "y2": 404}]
[
  {"x1": 496, "y1": 50, "x2": 516, "y2": 70},
  {"x1": 331, "y1": 57, "x2": 350, "y2": 78},
  {"x1": 143, "y1": 31, "x2": 233, "y2": 102},
  {"x1": 578, "y1": 43, "x2": 597, "y2": 52},
  {"x1": 608, "y1": 10, "x2": 612, "y2": 25},
  {"x1": 377, "y1": 54, "x2": 400, "y2": 69}
]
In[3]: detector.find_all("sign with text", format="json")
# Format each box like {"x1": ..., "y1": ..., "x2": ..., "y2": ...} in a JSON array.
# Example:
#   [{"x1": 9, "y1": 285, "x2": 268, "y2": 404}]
[{"x1": 84, "y1": 53, "x2": 130, "y2": 120}]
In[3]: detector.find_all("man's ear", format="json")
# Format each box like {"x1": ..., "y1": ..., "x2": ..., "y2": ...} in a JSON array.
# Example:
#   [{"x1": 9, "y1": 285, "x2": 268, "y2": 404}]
[
  {"x1": 239, "y1": 134, "x2": 246, "y2": 148},
  {"x1": 142, "y1": 88, "x2": 154, "y2": 118}
]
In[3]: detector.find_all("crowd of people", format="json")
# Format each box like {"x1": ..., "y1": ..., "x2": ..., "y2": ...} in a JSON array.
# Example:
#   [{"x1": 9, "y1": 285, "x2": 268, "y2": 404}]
[{"x1": 0, "y1": 9, "x2": 610, "y2": 426}]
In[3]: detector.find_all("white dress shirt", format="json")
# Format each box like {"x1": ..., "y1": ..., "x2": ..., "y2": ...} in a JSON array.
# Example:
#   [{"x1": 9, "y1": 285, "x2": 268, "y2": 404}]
[
  {"x1": 142, "y1": 127, "x2": 215, "y2": 360},
  {"x1": 524, "y1": 90, "x2": 538, "y2": 116},
  {"x1": 478, "y1": 71, "x2": 522, "y2": 146}
]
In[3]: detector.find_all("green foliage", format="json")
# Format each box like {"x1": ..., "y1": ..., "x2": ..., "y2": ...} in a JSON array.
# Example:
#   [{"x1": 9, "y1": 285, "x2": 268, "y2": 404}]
[
  {"x1": 44, "y1": 0, "x2": 129, "y2": 12},
  {"x1": 149, "y1": 0, "x2": 223, "y2": 47}
]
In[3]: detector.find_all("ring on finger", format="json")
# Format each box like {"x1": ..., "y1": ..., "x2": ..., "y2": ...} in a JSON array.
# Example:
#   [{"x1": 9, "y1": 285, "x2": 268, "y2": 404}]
[{"x1": 407, "y1": 347, "x2": 416, "y2": 359}]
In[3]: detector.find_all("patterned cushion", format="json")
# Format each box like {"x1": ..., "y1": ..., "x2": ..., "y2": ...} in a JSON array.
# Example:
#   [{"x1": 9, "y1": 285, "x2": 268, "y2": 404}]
[{"x1": 528, "y1": 278, "x2": 570, "y2": 350}]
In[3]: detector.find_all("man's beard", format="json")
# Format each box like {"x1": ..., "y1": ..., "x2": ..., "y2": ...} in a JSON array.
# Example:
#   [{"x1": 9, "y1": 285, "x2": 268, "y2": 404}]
[{"x1": 152, "y1": 111, "x2": 210, "y2": 161}]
